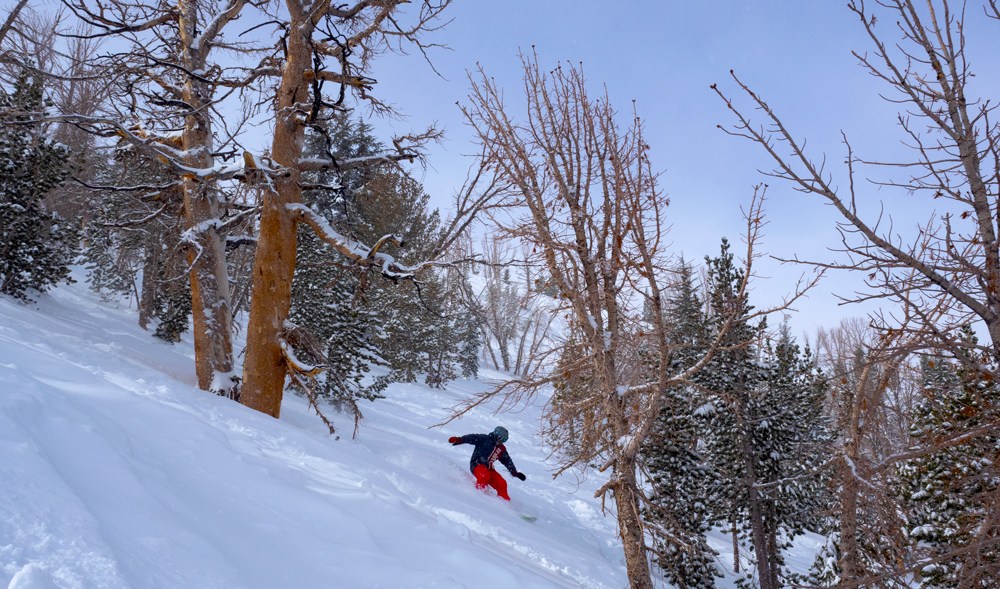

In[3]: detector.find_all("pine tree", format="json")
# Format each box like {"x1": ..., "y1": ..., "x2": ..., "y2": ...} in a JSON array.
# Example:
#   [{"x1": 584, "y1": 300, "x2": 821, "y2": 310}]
[
  {"x1": 291, "y1": 119, "x2": 390, "y2": 410},
  {"x1": 290, "y1": 115, "x2": 476, "y2": 415},
  {"x1": 344, "y1": 149, "x2": 478, "y2": 387},
  {"x1": 290, "y1": 261, "x2": 390, "y2": 407},
  {"x1": 349, "y1": 168, "x2": 453, "y2": 384},
  {"x1": 82, "y1": 146, "x2": 192, "y2": 342},
  {"x1": 82, "y1": 153, "x2": 140, "y2": 301},
  {"x1": 697, "y1": 239, "x2": 831, "y2": 589},
  {"x1": 697, "y1": 238, "x2": 768, "y2": 585},
  {"x1": 150, "y1": 252, "x2": 193, "y2": 343},
  {"x1": 642, "y1": 259, "x2": 721, "y2": 589},
  {"x1": 0, "y1": 68, "x2": 77, "y2": 301},
  {"x1": 898, "y1": 338, "x2": 1000, "y2": 589},
  {"x1": 760, "y1": 325, "x2": 832, "y2": 538}
]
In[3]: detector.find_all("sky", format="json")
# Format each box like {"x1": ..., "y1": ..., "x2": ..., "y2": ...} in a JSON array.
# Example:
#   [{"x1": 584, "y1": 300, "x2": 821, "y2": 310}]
[
  {"x1": 16, "y1": 0, "x2": 1000, "y2": 337},
  {"x1": 0, "y1": 270, "x2": 826, "y2": 588},
  {"x1": 360, "y1": 0, "x2": 1000, "y2": 338}
]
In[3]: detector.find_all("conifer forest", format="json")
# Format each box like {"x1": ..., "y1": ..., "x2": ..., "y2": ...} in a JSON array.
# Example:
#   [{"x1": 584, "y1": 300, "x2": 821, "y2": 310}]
[{"x1": 1, "y1": 1, "x2": 999, "y2": 588}]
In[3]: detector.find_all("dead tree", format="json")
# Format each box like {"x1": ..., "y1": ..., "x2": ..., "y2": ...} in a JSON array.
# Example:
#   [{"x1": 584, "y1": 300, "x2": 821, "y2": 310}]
[
  {"x1": 0, "y1": 9, "x2": 108, "y2": 226},
  {"x1": 236, "y1": 0, "x2": 513, "y2": 418},
  {"x1": 715, "y1": 0, "x2": 1000, "y2": 369},
  {"x1": 56, "y1": 0, "x2": 269, "y2": 396},
  {"x1": 460, "y1": 234, "x2": 555, "y2": 375},
  {"x1": 0, "y1": 0, "x2": 29, "y2": 60},
  {"x1": 715, "y1": 0, "x2": 1000, "y2": 584},
  {"x1": 816, "y1": 318, "x2": 914, "y2": 588},
  {"x1": 458, "y1": 52, "x2": 813, "y2": 589}
]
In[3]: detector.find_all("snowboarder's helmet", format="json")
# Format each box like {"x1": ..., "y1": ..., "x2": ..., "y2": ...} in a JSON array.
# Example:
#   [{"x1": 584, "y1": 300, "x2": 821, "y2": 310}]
[{"x1": 492, "y1": 426, "x2": 509, "y2": 443}]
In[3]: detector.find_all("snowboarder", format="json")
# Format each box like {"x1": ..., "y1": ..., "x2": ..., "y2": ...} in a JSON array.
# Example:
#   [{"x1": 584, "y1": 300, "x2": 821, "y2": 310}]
[{"x1": 449, "y1": 426, "x2": 526, "y2": 501}]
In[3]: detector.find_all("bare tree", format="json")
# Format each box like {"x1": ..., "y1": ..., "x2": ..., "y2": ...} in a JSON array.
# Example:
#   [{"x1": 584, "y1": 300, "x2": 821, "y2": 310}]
[
  {"x1": 816, "y1": 319, "x2": 914, "y2": 588},
  {"x1": 459, "y1": 234, "x2": 555, "y2": 375},
  {"x1": 456, "y1": 52, "x2": 811, "y2": 589},
  {"x1": 239, "y1": 0, "x2": 419, "y2": 416},
  {"x1": 0, "y1": 8, "x2": 109, "y2": 225},
  {"x1": 0, "y1": 0, "x2": 28, "y2": 51},
  {"x1": 475, "y1": 236, "x2": 520, "y2": 372},
  {"x1": 715, "y1": 0, "x2": 1000, "y2": 584},
  {"x1": 715, "y1": 0, "x2": 1000, "y2": 367},
  {"x1": 0, "y1": 1, "x2": 34, "y2": 78},
  {"x1": 234, "y1": 0, "x2": 516, "y2": 418},
  {"x1": 53, "y1": 0, "x2": 272, "y2": 396}
]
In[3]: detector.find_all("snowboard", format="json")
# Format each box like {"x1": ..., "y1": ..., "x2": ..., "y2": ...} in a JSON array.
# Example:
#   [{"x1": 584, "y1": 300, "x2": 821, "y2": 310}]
[{"x1": 509, "y1": 502, "x2": 537, "y2": 522}]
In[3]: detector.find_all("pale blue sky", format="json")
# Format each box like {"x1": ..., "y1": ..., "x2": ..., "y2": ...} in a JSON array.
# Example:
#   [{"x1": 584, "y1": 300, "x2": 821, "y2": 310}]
[
  {"x1": 365, "y1": 0, "x2": 1000, "y2": 336},
  {"x1": 23, "y1": 0, "x2": 997, "y2": 336}
]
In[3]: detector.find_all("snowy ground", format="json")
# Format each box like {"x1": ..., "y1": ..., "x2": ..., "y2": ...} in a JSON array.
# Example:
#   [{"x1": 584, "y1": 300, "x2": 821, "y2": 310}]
[{"x1": 0, "y1": 276, "x2": 821, "y2": 588}]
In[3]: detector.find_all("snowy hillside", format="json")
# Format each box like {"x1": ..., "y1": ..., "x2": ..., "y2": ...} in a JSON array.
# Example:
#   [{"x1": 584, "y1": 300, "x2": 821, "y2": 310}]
[
  {"x1": 0, "y1": 277, "x2": 825, "y2": 589},
  {"x1": 0, "y1": 276, "x2": 628, "y2": 588}
]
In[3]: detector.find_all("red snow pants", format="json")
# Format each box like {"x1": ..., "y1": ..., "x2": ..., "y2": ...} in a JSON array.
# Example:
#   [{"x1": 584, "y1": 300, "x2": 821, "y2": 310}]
[{"x1": 473, "y1": 464, "x2": 510, "y2": 500}]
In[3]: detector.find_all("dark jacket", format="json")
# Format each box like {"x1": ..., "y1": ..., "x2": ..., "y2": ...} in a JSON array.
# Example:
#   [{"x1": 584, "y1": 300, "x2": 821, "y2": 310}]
[{"x1": 454, "y1": 433, "x2": 518, "y2": 475}]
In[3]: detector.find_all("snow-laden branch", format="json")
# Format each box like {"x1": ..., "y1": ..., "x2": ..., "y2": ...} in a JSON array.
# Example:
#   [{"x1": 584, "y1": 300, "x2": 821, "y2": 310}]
[
  {"x1": 27, "y1": 112, "x2": 288, "y2": 185},
  {"x1": 279, "y1": 339, "x2": 324, "y2": 376},
  {"x1": 298, "y1": 152, "x2": 416, "y2": 173},
  {"x1": 71, "y1": 176, "x2": 181, "y2": 194},
  {"x1": 287, "y1": 203, "x2": 425, "y2": 279},
  {"x1": 194, "y1": 0, "x2": 248, "y2": 59}
]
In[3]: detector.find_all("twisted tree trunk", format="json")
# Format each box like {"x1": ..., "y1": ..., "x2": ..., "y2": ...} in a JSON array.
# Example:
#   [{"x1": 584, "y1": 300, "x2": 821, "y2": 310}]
[
  {"x1": 239, "y1": 0, "x2": 311, "y2": 417},
  {"x1": 178, "y1": 0, "x2": 236, "y2": 396}
]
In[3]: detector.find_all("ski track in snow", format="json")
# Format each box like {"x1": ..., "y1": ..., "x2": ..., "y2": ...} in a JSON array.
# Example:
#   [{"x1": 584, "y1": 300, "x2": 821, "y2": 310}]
[
  {"x1": 0, "y1": 278, "x2": 627, "y2": 589},
  {"x1": 0, "y1": 276, "x2": 824, "y2": 588}
]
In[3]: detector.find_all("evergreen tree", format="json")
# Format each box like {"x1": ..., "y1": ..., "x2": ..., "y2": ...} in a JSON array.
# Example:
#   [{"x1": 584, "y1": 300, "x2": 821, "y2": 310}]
[
  {"x1": 760, "y1": 325, "x2": 832, "y2": 538},
  {"x1": 642, "y1": 259, "x2": 721, "y2": 589},
  {"x1": 150, "y1": 253, "x2": 193, "y2": 343},
  {"x1": 697, "y1": 238, "x2": 767, "y2": 585},
  {"x1": 420, "y1": 273, "x2": 469, "y2": 388},
  {"x1": 290, "y1": 115, "x2": 477, "y2": 416},
  {"x1": 0, "y1": 68, "x2": 77, "y2": 301},
  {"x1": 82, "y1": 149, "x2": 142, "y2": 301},
  {"x1": 697, "y1": 239, "x2": 831, "y2": 589},
  {"x1": 291, "y1": 119, "x2": 390, "y2": 410},
  {"x1": 291, "y1": 262, "x2": 390, "y2": 407},
  {"x1": 898, "y1": 338, "x2": 1000, "y2": 589},
  {"x1": 82, "y1": 146, "x2": 192, "y2": 342},
  {"x1": 331, "y1": 133, "x2": 475, "y2": 387},
  {"x1": 353, "y1": 170, "x2": 445, "y2": 383}
]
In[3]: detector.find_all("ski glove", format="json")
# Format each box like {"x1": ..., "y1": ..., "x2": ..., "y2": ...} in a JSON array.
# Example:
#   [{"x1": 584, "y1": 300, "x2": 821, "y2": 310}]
[
  {"x1": 513, "y1": 472, "x2": 526, "y2": 481},
  {"x1": 448, "y1": 436, "x2": 462, "y2": 445}
]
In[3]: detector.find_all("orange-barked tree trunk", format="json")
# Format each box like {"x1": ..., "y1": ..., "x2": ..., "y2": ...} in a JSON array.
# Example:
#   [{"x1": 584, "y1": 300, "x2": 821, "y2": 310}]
[
  {"x1": 177, "y1": 0, "x2": 241, "y2": 397},
  {"x1": 239, "y1": 0, "x2": 313, "y2": 417},
  {"x1": 239, "y1": 0, "x2": 451, "y2": 417}
]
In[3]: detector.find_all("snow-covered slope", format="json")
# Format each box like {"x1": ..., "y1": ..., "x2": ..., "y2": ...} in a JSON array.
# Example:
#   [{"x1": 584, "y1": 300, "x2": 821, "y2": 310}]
[
  {"x1": 0, "y1": 278, "x2": 626, "y2": 589},
  {"x1": 0, "y1": 276, "x2": 827, "y2": 589}
]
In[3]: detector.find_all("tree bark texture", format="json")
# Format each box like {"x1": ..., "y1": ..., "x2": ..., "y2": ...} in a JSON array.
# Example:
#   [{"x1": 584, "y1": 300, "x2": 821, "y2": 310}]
[
  {"x1": 742, "y1": 415, "x2": 775, "y2": 589},
  {"x1": 837, "y1": 366, "x2": 868, "y2": 587},
  {"x1": 178, "y1": 0, "x2": 235, "y2": 395},
  {"x1": 238, "y1": 0, "x2": 450, "y2": 416},
  {"x1": 614, "y1": 461, "x2": 655, "y2": 589},
  {"x1": 239, "y1": 1, "x2": 311, "y2": 417}
]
